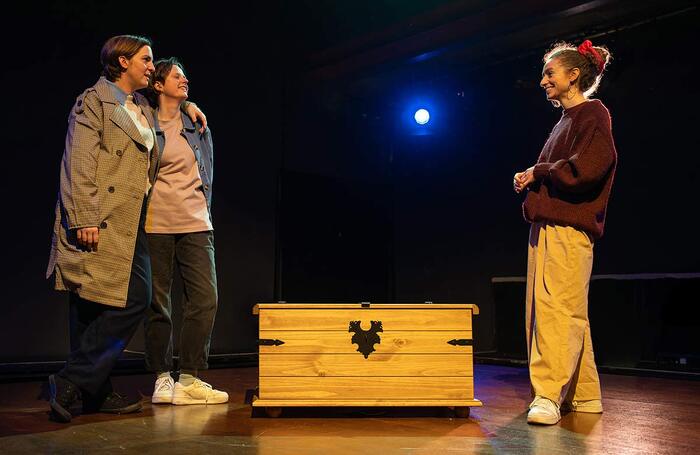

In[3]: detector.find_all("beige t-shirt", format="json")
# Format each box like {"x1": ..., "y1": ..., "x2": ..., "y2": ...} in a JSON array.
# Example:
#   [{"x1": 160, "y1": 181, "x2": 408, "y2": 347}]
[{"x1": 145, "y1": 115, "x2": 212, "y2": 234}]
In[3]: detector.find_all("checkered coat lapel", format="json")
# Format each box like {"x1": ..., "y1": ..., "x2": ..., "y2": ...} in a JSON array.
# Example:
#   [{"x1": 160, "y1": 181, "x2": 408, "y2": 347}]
[{"x1": 109, "y1": 101, "x2": 148, "y2": 148}]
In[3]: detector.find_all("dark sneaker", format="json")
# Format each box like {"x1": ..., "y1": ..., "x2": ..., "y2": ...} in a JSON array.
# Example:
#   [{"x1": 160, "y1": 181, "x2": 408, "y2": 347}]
[
  {"x1": 97, "y1": 392, "x2": 143, "y2": 414},
  {"x1": 49, "y1": 374, "x2": 80, "y2": 423}
]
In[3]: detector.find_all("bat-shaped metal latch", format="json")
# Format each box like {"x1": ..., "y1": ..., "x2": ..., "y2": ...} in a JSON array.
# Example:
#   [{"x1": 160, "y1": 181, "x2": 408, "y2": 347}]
[{"x1": 348, "y1": 320, "x2": 383, "y2": 359}]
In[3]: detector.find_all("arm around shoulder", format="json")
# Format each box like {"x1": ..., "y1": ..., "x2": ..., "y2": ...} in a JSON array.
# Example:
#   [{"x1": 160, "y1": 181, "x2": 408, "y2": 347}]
[{"x1": 182, "y1": 101, "x2": 207, "y2": 131}]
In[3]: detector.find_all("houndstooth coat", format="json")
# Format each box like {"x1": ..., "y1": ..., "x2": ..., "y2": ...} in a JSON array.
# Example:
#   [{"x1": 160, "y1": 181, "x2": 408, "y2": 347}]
[{"x1": 47, "y1": 77, "x2": 159, "y2": 307}]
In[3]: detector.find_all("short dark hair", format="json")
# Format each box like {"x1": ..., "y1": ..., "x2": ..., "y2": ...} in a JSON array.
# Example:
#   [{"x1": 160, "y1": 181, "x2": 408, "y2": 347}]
[
  {"x1": 544, "y1": 40, "x2": 612, "y2": 98},
  {"x1": 145, "y1": 57, "x2": 185, "y2": 106},
  {"x1": 100, "y1": 35, "x2": 152, "y2": 82}
]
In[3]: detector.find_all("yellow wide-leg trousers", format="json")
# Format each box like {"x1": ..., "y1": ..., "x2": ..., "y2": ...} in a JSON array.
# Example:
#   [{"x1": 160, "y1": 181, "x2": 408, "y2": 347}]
[{"x1": 526, "y1": 222, "x2": 602, "y2": 405}]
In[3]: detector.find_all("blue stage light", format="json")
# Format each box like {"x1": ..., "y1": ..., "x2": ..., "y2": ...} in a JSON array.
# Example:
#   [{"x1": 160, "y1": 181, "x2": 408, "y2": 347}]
[{"x1": 414, "y1": 108, "x2": 430, "y2": 125}]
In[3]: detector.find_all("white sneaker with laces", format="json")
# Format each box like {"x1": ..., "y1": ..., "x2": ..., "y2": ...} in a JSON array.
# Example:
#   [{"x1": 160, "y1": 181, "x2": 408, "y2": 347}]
[
  {"x1": 527, "y1": 396, "x2": 561, "y2": 425},
  {"x1": 151, "y1": 375, "x2": 175, "y2": 404},
  {"x1": 172, "y1": 378, "x2": 229, "y2": 405}
]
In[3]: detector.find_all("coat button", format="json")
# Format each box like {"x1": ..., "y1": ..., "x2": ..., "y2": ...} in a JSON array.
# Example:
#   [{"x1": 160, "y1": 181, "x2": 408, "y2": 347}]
[
  {"x1": 108, "y1": 186, "x2": 115, "y2": 193},
  {"x1": 77, "y1": 99, "x2": 82, "y2": 107},
  {"x1": 99, "y1": 221, "x2": 107, "y2": 229},
  {"x1": 116, "y1": 150, "x2": 123, "y2": 156}
]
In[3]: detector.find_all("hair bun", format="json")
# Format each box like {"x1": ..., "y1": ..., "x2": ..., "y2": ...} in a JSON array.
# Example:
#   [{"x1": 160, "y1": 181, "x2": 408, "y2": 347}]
[{"x1": 578, "y1": 40, "x2": 606, "y2": 74}]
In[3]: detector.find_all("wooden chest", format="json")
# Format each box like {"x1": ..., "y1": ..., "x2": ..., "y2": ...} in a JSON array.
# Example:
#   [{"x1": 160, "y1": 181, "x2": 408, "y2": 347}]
[{"x1": 252, "y1": 303, "x2": 481, "y2": 415}]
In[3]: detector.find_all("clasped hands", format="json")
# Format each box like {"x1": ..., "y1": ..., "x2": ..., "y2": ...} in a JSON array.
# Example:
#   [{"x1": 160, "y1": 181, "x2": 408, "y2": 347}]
[{"x1": 513, "y1": 166, "x2": 535, "y2": 193}]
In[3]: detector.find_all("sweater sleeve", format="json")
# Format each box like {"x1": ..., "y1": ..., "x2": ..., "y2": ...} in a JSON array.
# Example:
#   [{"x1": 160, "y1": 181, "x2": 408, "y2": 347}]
[{"x1": 533, "y1": 116, "x2": 615, "y2": 194}]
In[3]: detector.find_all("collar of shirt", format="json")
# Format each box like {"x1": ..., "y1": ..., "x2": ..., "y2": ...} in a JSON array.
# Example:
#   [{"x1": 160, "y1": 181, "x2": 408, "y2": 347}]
[
  {"x1": 105, "y1": 78, "x2": 130, "y2": 106},
  {"x1": 154, "y1": 110, "x2": 197, "y2": 135}
]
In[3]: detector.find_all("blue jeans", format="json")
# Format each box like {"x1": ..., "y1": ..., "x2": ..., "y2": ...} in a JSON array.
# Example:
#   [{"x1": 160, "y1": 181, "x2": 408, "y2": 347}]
[{"x1": 144, "y1": 231, "x2": 218, "y2": 373}]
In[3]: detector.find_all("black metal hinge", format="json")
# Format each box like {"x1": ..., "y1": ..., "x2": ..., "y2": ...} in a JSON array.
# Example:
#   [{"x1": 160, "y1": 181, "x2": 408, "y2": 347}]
[
  {"x1": 258, "y1": 339, "x2": 285, "y2": 346},
  {"x1": 447, "y1": 339, "x2": 473, "y2": 346}
]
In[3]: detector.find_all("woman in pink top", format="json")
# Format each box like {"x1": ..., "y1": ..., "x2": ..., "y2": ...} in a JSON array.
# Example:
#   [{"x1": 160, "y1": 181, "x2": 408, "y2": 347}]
[{"x1": 143, "y1": 58, "x2": 227, "y2": 405}]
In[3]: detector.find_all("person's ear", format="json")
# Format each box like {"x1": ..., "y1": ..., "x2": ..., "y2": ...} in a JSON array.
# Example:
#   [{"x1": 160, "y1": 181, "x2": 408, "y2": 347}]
[
  {"x1": 154, "y1": 81, "x2": 164, "y2": 94},
  {"x1": 118, "y1": 55, "x2": 129, "y2": 70},
  {"x1": 568, "y1": 67, "x2": 580, "y2": 84}
]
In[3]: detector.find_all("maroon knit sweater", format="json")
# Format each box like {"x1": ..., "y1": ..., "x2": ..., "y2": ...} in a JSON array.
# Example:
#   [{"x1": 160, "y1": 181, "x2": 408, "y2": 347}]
[{"x1": 523, "y1": 99, "x2": 617, "y2": 239}]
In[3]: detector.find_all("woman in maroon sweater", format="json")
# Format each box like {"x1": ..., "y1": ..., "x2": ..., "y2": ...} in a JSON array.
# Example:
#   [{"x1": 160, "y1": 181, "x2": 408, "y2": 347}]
[{"x1": 513, "y1": 40, "x2": 616, "y2": 425}]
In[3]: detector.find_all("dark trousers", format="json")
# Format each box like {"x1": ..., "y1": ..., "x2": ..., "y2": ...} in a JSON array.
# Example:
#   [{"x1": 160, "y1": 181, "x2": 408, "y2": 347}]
[
  {"x1": 144, "y1": 231, "x2": 218, "y2": 373},
  {"x1": 58, "y1": 208, "x2": 151, "y2": 399}
]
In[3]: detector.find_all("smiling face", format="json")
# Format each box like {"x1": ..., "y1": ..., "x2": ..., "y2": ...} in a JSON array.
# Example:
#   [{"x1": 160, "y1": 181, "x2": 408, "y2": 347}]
[
  {"x1": 540, "y1": 58, "x2": 578, "y2": 104},
  {"x1": 119, "y1": 45, "x2": 155, "y2": 92},
  {"x1": 157, "y1": 64, "x2": 189, "y2": 101}
]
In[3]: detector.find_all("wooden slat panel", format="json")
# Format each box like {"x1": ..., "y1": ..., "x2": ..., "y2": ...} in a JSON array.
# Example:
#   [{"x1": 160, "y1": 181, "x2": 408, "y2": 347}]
[
  {"x1": 258, "y1": 330, "x2": 473, "y2": 354},
  {"x1": 258, "y1": 309, "x2": 472, "y2": 331},
  {"x1": 258, "y1": 377, "x2": 474, "y2": 400},
  {"x1": 259, "y1": 354, "x2": 473, "y2": 377}
]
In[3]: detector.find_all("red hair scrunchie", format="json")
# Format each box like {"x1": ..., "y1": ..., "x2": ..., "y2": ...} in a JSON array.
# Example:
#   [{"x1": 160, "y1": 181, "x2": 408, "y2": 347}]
[{"x1": 578, "y1": 39, "x2": 605, "y2": 74}]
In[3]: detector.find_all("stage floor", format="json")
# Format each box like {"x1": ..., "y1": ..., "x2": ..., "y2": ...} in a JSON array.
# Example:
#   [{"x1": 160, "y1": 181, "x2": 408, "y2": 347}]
[{"x1": 1, "y1": 364, "x2": 698, "y2": 454}]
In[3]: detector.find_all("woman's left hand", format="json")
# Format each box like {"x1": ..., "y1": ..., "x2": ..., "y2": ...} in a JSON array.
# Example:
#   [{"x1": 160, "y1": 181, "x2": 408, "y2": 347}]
[
  {"x1": 514, "y1": 166, "x2": 535, "y2": 193},
  {"x1": 186, "y1": 103, "x2": 207, "y2": 132}
]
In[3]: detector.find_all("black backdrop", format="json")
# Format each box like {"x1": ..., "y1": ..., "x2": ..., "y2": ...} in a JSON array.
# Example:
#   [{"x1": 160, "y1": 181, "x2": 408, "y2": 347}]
[
  {"x1": 278, "y1": 6, "x2": 700, "y2": 368},
  {"x1": 1, "y1": 2, "x2": 698, "y2": 372},
  {"x1": 2, "y1": 2, "x2": 284, "y2": 362}
]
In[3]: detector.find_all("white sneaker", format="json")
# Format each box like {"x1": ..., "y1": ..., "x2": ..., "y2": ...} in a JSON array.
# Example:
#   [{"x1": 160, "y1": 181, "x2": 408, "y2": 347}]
[
  {"x1": 151, "y1": 375, "x2": 175, "y2": 404},
  {"x1": 527, "y1": 396, "x2": 561, "y2": 425},
  {"x1": 561, "y1": 399, "x2": 603, "y2": 413},
  {"x1": 172, "y1": 378, "x2": 229, "y2": 405}
]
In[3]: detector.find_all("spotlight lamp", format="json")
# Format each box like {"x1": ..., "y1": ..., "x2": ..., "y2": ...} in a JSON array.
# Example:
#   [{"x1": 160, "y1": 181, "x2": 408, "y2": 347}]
[{"x1": 414, "y1": 108, "x2": 430, "y2": 125}]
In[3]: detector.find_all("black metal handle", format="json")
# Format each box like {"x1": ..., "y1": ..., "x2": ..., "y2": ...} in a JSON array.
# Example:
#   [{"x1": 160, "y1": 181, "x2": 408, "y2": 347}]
[
  {"x1": 258, "y1": 338, "x2": 285, "y2": 346},
  {"x1": 447, "y1": 339, "x2": 473, "y2": 346}
]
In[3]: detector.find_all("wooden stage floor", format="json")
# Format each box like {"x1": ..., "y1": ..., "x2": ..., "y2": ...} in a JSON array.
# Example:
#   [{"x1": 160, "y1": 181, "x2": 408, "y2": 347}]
[{"x1": 0, "y1": 364, "x2": 698, "y2": 454}]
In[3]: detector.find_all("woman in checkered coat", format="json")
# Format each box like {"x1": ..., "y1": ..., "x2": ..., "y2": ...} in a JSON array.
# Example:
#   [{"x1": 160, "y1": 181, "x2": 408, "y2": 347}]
[{"x1": 46, "y1": 35, "x2": 206, "y2": 423}]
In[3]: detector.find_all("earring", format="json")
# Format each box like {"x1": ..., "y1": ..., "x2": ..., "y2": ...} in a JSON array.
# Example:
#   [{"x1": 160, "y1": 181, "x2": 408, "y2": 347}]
[{"x1": 567, "y1": 83, "x2": 576, "y2": 100}]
